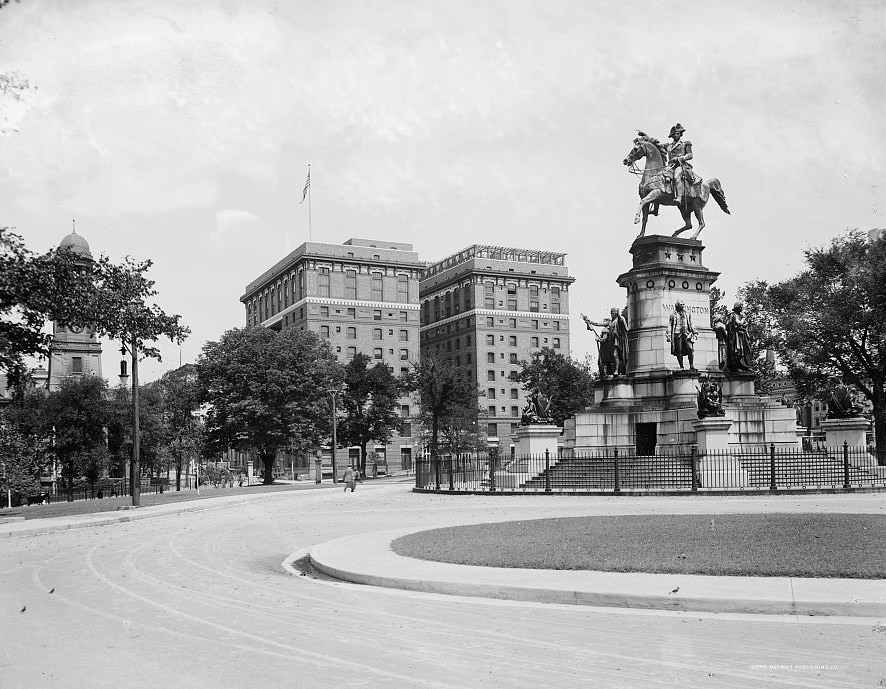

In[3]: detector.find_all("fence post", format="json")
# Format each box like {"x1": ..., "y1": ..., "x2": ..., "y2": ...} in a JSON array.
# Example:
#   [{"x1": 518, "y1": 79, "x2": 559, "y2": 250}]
[
  {"x1": 544, "y1": 449, "x2": 551, "y2": 493},
  {"x1": 488, "y1": 450, "x2": 496, "y2": 493},
  {"x1": 613, "y1": 447, "x2": 621, "y2": 494},
  {"x1": 691, "y1": 446, "x2": 698, "y2": 492},
  {"x1": 843, "y1": 441, "x2": 851, "y2": 489},
  {"x1": 769, "y1": 443, "x2": 777, "y2": 492},
  {"x1": 448, "y1": 456, "x2": 454, "y2": 491},
  {"x1": 434, "y1": 455, "x2": 441, "y2": 491}
]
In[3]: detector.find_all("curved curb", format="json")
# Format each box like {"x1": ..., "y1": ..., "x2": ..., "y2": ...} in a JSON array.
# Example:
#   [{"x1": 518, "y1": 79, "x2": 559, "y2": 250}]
[{"x1": 303, "y1": 527, "x2": 886, "y2": 617}]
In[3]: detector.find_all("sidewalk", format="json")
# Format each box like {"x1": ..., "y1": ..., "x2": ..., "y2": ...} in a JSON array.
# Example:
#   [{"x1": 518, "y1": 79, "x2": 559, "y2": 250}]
[
  {"x1": 296, "y1": 527, "x2": 886, "y2": 618},
  {"x1": 0, "y1": 487, "x2": 317, "y2": 538}
]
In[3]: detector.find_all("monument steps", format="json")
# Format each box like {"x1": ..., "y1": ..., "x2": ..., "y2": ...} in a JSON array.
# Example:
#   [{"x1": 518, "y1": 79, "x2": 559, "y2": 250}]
[{"x1": 522, "y1": 455, "x2": 694, "y2": 490}]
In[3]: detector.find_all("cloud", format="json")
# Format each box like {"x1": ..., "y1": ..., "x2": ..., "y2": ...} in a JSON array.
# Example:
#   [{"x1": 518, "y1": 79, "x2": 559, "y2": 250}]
[{"x1": 211, "y1": 208, "x2": 259, "y2": 245}]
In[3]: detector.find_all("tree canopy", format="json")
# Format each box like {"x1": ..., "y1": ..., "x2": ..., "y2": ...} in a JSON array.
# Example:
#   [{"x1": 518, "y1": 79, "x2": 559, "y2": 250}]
[
  {"x1": 509, "y1": 348, "x2": 594, "y2": 427},
  {"x1": 757, "y1": 230, "x2": 886, "y2": 457},
  {"x1": 337, "y1": 353, "x2": 402, "y2": 475},
  {"x1": 406, "y1": 355, "x2": 477, "y2": 460},
  {"x1": 197, "y1": 327, "x2": 338, "y2": 483}
]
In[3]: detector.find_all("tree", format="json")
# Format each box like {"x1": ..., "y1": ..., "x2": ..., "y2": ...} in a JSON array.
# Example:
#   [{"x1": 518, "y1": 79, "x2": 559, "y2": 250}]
[
  {"x1": 406, "y1": 355, "x2": 477, "y2": 462},
  {"x1": 761, "y1": 230, "x2": 886, "y2": 460},
  {"x1": 42, "y1": 376, "x2": 110, "y2": 501},
  {"x1": 156, "y1": 365, "x2": 203, "y2": 491},
  {"x1": 0, "y1": 417, "x2": 43, "y2": 505},
  {"x1": 337, "y1": 353, "x2": 402, "y2": 476},
  {"x1": 197, "y1": 327, "x2": 337, "y2": 484},
  {"x1": 0, "y1": 227, "x2": 96, "y2": 391},
  {"x1": 509, "y1": 348, "x2": 595, "y2": 427}
]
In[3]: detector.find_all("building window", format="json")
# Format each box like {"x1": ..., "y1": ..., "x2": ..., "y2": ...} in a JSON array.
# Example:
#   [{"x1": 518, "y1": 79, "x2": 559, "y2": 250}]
[
  {"x1": 318, "y1": 268, "x2": 330, "y2": 297},
  {"x1": 509, "y1": 353, "x2": 518, "y2": 364},
  {"x1": 320, "y1": 325, "x2": 330, "y2": 338},
  {"x1": 508, "y1": 318, "x2": 516, "y2": 328},
  {"x1": 529, "y1": 285, "x2": 539, "y2": 312},
  {"x1": 400, "y1": 348, "x2": 409, "y2": 360},
  {"x1": 508, "y1": 335, "x2": 517, "y2": 347},
  {"x1": 487, "y1": 370, "x2": 495, "y2": 381},
  {"x1": 373, "y1": 328, "x2": 382, "y2": 340},
  {"x1": 488, "y1": 405, "x2": 497, "y2": 417},
  {"x1": 510, "y1": 388, "x2": 519, "y2": 399},
  {"x1": 320, "y1": 306, "x2": 329, "y2": 318},
  {"x1": 531, "y1": 337, "x2": 539, "y2": 348},
  {"x1": 71, "y1": 356, "x2": 83, "y2": 374},
  {"x1": 486, "y1": 317, "x2": 494, "y2": 327},
  {"x1": 371, "y1": 273, "x2": 383, "y2": 301},
  {"x1": 374, "y1": 310, "x2": 382, "y2": 321},
  {"x1": 346, "y1": 327, "x2": 356, "y2": 339},
  {"x1": 399, "y1": 329, "x2": 408, "y2": 341},
  {"x1": 346, "y1": 308, "x2": 355, "y2": 319},
  {"x1": 345, "y1": 346, "x2": 356, "y2": 358},
  {"x1": 454, "y1": 338, "x2": 461, "y2": 350},
  {"x1": 532, "y1": 320, "x2": 539, "y2": 330},
  {"x1": 488, "y1": 423, "x2": 498, "y2": 436},
  {"x1": 553, "y1": 337, "x2": 561, "y2": 349},
  {"x1": 487, "y1": 352, "x2": 495, "y2": 363},
  {"x1": 486, "y1": 334, "x2": 495, "y2": 345},
  {"x1": 400, "y1": 311, "x2": 408, "y2": 322},
  {"x1": 488, "y1": 387, "x2": 496, "y2": 400},
  {"x1": 553, "y1": 320, "x2": 560, "y2": 331},
  {"x1": 511, "y1": 406, "x2": 519, "y2": 417},
  {"x1": 373, "y1": 348, "x2": 383, "y2": 360},
  {"x1": 345, "y1": 270, "x2": 357, "y2": 299}
]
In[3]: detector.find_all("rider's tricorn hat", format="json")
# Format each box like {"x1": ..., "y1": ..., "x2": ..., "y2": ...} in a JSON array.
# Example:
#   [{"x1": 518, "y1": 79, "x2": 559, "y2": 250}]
[{"x1": 669, "y1": 123, "x2": 686, "y2": 138}]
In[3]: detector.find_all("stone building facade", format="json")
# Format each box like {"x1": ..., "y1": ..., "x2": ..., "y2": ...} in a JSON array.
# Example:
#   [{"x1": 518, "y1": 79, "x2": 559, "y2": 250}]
[
  {"x1": 240, "y1": 238, "x2": 424, "y2": 476},
  {"x1": 419, "y1": 245, "x2": 574, "y2": 453},
  {"x1": 47, "y1": 230, "x2": 103, "y2": 392}
]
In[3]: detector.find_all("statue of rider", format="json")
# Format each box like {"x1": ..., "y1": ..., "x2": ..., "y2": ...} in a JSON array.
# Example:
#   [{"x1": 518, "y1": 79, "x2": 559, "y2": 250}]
[{"x1": 666, "y1": 123, "x2": 695, "y2": 206}]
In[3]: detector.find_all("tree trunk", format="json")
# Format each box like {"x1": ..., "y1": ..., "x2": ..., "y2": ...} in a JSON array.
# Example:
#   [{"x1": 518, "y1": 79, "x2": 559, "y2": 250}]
[
  {"x1": 261, "y1": 452, "x2": 275, "y2": 484},
  {"x1": 873, "y1": 380, "x2": 886, "y2": 465},
  {"x1": 66, "y1": 462, "x2": 74, "y2": 502},
  {"x1": 360, "y1": 443, "x2": 367, "y2": 477},
  {"x1": 175, "y1": 463, "x2": 182, "y2": 491}
]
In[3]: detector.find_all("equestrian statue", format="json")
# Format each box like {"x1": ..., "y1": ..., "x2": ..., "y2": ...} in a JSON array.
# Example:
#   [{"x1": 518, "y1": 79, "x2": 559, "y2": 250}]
[{"x1": 623, "y1": 123, "x2": 730, "y2": 239}]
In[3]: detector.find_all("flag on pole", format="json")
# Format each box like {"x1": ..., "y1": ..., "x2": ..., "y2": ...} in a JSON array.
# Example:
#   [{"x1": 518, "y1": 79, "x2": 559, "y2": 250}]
[{"x1": 299, "y1": 167, "x2": 311, "y2": 204}]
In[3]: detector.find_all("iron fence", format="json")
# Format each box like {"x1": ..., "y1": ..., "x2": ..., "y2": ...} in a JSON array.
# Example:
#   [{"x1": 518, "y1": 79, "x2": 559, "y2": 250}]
[{"x1": 415, "y1": 445, "x2": 886, "y2": 493}]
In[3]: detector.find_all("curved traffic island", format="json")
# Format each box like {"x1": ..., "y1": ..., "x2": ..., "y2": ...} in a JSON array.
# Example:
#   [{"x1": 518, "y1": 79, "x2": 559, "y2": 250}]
[{"x1": 295, "y1": 514, "x2": 886, "y2": 617}]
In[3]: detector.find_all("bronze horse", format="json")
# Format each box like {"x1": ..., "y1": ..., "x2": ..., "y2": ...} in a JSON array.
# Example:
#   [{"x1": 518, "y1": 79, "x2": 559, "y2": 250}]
[{"x1": 623, "y1": 136, "x2": 730, "y2": 239}]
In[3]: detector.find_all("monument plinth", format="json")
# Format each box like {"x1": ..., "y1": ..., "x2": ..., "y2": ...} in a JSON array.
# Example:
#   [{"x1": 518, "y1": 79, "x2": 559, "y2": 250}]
[{"x1": 565, "y1": 234, "x2": 799, "y2": 455}]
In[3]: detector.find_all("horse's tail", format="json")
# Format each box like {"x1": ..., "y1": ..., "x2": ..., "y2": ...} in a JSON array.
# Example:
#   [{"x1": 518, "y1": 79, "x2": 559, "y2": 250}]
[{"x1": 707, "y1": 178, "x2": 730, "y2": 215}]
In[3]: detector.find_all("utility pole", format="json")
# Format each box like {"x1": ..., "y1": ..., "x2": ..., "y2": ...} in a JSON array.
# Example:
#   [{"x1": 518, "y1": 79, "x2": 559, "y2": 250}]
[
  {"x1": 131, "y1": 332, "x2": 141, "y2": 507},
  {"x1": 329, "y1": 389, "x2": 339, "y2": 483}
]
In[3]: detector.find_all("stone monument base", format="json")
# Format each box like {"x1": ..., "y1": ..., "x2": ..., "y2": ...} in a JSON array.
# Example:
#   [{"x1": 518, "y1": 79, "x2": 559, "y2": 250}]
[{"x1": 513, "y1": 424, "x2": 561, "y2": 457}]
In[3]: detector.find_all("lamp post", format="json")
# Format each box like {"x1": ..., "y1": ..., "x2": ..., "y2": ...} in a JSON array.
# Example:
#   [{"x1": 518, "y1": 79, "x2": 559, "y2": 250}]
[
  {"x1": 119, "y1": 332, "x2": 141, "y2": 507},
  {"x1": 327, "y1": 388, "x2": 340, "y2": 483}
]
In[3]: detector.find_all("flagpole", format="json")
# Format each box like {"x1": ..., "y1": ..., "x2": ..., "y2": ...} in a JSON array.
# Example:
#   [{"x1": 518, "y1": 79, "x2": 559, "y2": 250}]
[{"x1": 307, "y1": 164, "x2": 312, "y2": 241}]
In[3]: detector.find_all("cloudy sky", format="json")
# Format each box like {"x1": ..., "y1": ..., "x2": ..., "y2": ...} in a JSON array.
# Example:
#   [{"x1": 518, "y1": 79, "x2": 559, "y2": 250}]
[{"x1": 1, "y1": 0, "x2": 883, "y2": 381}]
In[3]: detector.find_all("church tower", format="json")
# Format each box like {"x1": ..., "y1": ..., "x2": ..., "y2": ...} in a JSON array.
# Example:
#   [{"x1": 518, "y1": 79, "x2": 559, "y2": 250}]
[{"x1": 47, "y1": 228, "x2": 103, "y2": 391}]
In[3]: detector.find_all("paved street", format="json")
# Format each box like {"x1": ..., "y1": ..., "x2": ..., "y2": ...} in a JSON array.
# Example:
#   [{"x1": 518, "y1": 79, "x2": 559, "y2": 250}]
[{"x1": 2, "y1": 482, "x2": 885, "y2": 688}]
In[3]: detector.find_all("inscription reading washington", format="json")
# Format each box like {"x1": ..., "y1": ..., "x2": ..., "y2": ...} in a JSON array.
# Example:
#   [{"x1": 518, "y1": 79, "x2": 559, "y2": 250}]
[{"x1": 662, "y1": 303, "x2": 708, "y2": 314}]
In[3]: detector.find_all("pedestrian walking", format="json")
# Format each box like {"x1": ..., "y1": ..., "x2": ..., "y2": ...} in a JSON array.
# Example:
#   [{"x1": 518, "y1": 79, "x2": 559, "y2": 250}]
[{"x1": 343, "y1": 466, "x2": 356, "y2": 492}]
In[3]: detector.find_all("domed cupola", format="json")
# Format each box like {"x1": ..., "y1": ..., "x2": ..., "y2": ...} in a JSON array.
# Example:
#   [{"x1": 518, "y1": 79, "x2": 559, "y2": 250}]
[{"x1": 59, "y1": 228, "x2": 93, "y2": 260}]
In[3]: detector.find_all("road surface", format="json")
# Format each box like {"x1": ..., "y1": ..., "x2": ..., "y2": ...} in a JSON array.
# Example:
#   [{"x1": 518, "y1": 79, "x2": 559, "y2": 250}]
[{"x1": 2, "y1": 482, "x2": 884, "y2": 687}]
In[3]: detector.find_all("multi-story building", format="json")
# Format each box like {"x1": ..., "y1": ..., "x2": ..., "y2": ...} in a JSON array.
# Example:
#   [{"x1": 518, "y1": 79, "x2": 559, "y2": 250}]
[
  {"x1": 48, "y1": 230, "x2": 103, "y2": 392},
  {"x1": 240, "y1": 238, "x2": 424, "y2": 476},
  {"x1": 419, "y1": 245, "x2": 574, "y2": 453}
]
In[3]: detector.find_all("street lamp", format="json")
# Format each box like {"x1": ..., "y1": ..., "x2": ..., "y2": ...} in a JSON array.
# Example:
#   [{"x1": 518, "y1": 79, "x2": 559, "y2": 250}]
[
  {"x1": 120, "y1": 331, "x2": 141, "y2": 507},
  {"x1": 327, "y1": 387, "x2": 340, "y2": 483}
]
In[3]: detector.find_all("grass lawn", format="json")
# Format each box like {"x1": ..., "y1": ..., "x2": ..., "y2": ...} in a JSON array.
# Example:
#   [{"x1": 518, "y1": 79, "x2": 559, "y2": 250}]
[{"x1": 391, "y1": 514, "x2": 886, "y2": 579}]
